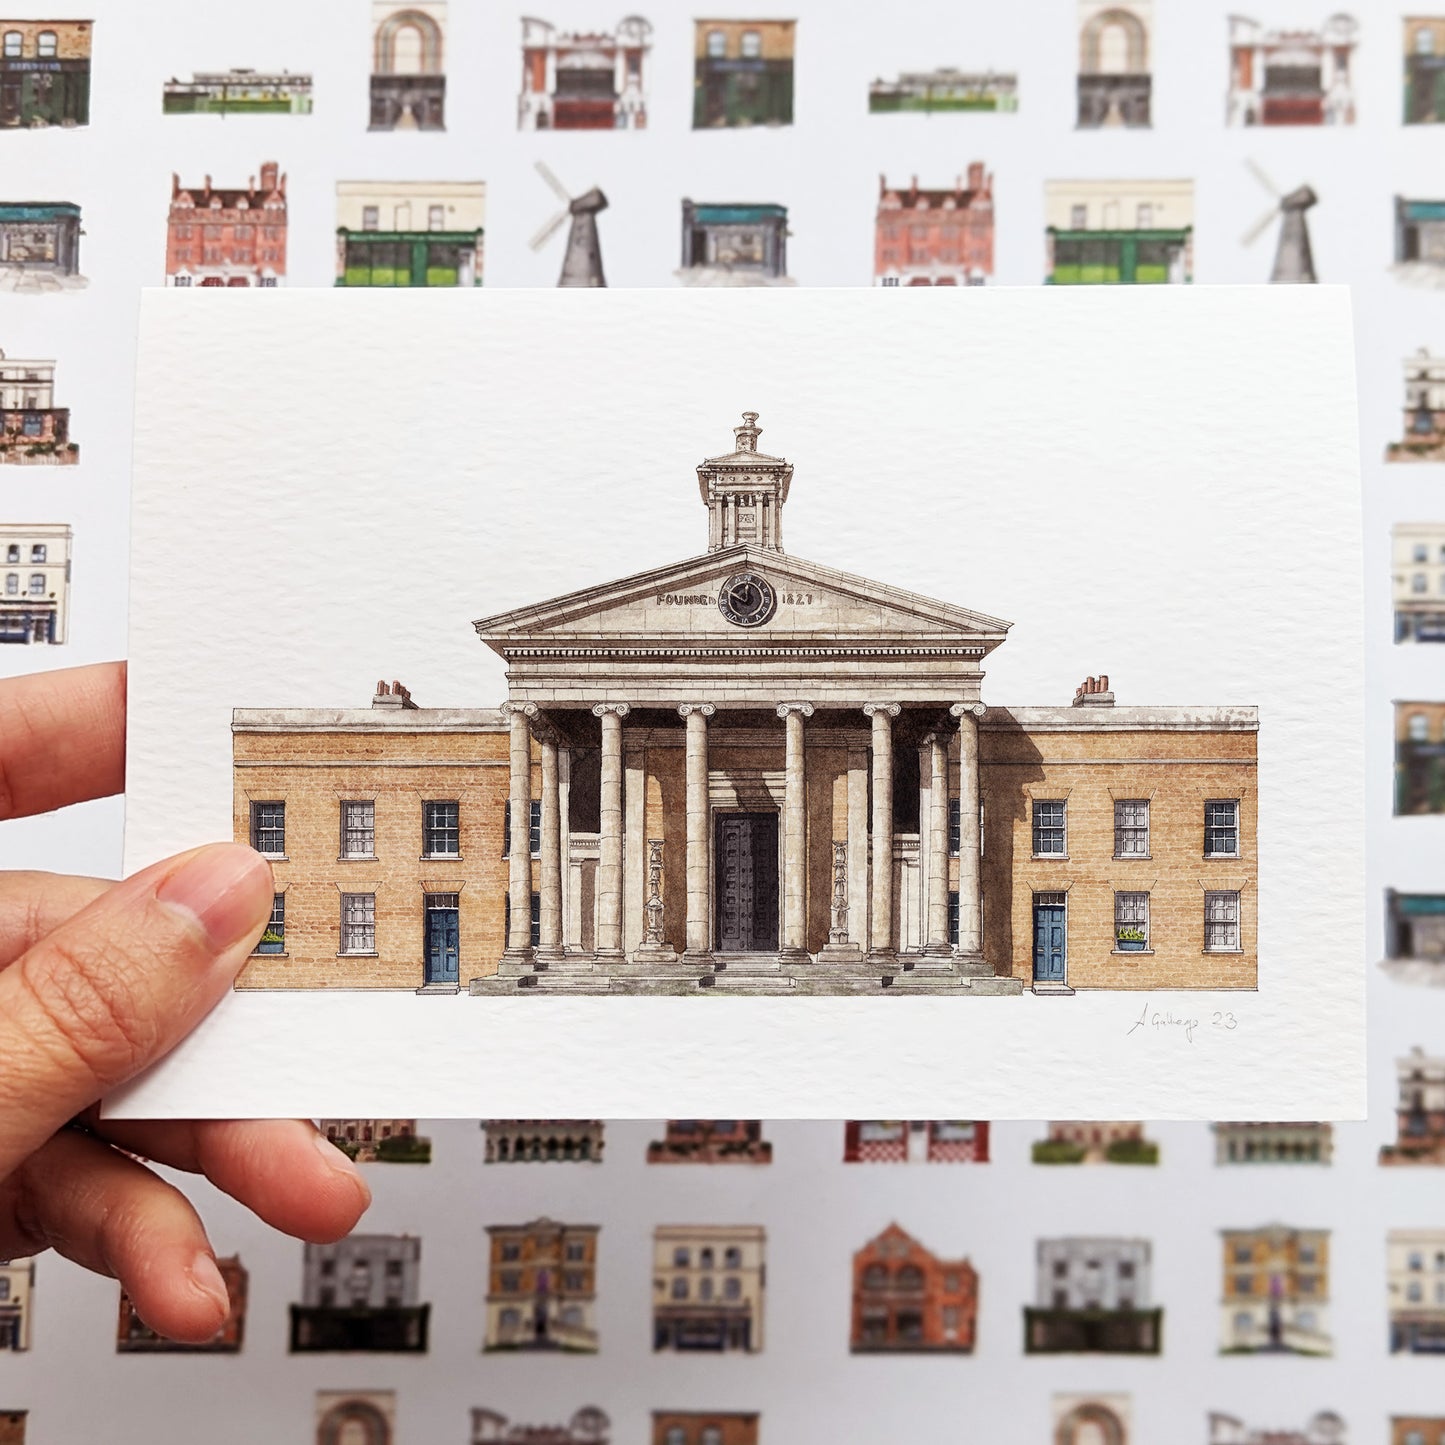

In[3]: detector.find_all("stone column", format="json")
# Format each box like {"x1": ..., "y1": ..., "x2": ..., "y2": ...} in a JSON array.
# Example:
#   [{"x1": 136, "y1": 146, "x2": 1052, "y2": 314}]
[
  {"x1": 922, "y1": 730, "x2": 952, "y2": 957},
  {"x1": 501, "y1": 701, "x2": 538, "y2": 966},
  {"x1": 678, "y1": 704, "x2": 716, "y2": 966},
  {"x1": 950, "y1": 702, "x2": 986, "y2": 957},
  {"x1": 535, "y1": 727, "x2": 564, "y2": 964},
  {"x1": 864, "y1": 704, "x2": 901, "y2": 964},
  {"x1": 777, "y1": 702, "x2": 814, "y2": 962},
  {"x1": 592, "y1": 702, "x2": 629, "y2": 960}
]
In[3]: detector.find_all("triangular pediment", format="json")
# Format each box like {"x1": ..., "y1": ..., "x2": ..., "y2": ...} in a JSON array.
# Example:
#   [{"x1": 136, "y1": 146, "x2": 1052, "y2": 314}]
[{"x1": 472, "y1": 545, "x2": 1011, "y2": 654}]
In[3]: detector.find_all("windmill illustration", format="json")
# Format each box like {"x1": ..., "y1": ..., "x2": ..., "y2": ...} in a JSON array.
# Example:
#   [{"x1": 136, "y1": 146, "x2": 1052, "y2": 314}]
[
  {"x1": 530, "y1": 161, "x2": 608, "y2": 288},
  {"x1": 1241, "y1": 159, "x2": 1318, "y2": 284}
]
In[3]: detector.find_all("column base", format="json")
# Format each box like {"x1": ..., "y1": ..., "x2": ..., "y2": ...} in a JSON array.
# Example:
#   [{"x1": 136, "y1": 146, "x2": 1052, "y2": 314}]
[
  {"x1": 864, "y1": 948, "x2": 899, "y2": 969},
  {"x1": 817, "y1": 941, "x2": 864, "y2": 963},
  {"x1": 777, "y1": 946, "x2": 812, "y2": 965},
  {"x1": 633, "y1": 943, "x2": 680, "y2": 965},
  {"x1": 679, "y1": 949, "x2": 716, "y2": 969},
  {"x1": 497, "y1": 948, "x2": 537, "y2": 977},
  {"x1": 532, "y1": 945, "x2": 567, "y2": 967},
  {"x1": 593, "y1": 947, "x2": 626, "y2": 963},
  {"x1": 920, "y1": 940, "x2": 955, "y2": 959}
]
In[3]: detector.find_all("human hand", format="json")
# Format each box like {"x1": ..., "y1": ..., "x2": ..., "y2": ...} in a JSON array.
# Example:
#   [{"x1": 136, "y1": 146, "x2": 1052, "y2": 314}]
[{"x1": 0, "y1": 662, "x2": 370, "y2": 1342}]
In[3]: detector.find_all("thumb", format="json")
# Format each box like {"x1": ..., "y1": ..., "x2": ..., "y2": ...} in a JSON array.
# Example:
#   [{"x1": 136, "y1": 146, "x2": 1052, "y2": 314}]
[{"x1": 0, "y1": 843, "x2": 272, "y2": 1179}]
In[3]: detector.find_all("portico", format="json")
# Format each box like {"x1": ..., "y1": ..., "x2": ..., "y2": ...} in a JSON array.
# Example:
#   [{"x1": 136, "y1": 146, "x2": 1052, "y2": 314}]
[{"x1": 470, "y1": 412, "x2": 1019, "y2": 996}]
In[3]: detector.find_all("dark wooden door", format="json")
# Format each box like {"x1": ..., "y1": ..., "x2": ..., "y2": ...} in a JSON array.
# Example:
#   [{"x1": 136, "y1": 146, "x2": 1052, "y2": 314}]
[
  {"x1": 715, "y1": 812, "x2": 779, "y2": 952},
  {"x1": 1032, "y1": 898, "x2": 1066, "y2": 983}
]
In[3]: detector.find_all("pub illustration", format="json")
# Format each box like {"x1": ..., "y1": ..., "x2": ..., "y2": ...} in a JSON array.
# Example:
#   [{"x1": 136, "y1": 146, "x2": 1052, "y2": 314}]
[{"x1": 233, "y1": 412, "x2": 1258, "y2": 997}]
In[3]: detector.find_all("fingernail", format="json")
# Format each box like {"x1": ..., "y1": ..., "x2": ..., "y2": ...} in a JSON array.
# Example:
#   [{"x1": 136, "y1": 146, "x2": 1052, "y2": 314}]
[
  {"x1": 188, "y1": 1252, "x2": 231, "y2": 1317},
  {"x1": 314, "y1": 1129, "x2": 373, "y2": 1210},
  {"x1": 155, "y1": 846, "x2": 274, "y2": 952}
]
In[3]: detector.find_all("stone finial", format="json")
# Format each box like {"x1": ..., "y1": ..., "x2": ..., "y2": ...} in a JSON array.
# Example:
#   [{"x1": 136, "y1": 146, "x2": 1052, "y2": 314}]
[
  {"x1": 734, "y1": 411, "x2": 761, "y2": 453},
  {"x1": 1072, "y1": 674, "x2": 1115, "y2": 707}
]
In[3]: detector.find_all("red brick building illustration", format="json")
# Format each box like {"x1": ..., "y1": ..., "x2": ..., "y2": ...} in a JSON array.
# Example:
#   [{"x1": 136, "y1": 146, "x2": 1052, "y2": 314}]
[
  {"x1": 875, "y1": 166, "x2": 994, "y2": 286},
  {"x1": 648, "y1": 1120, "x2": 772, "y2": 1163},
  {"x1": 843, "y1": 1120, "x2": 989, "y2": 1162},
  {"x1": 851, "y1": 1223, "x2": 978, "y2": 1352},
  {"x1": 166, "y1": 161, "x2": 287, "y2": 287}
]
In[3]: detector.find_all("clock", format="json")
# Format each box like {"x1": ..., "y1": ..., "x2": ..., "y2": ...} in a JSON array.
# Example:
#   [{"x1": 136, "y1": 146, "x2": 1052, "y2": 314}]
[{"x1": 717, "y1": 571, "x2": 777, "y2": 629}]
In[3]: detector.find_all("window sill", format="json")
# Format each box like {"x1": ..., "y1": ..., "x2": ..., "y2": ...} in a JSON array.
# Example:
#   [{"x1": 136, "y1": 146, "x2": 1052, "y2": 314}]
[
  {"x1": 1113, "y1": 854, "x2": 1152, "y2": 861},
  {"x1": 1111, "y1": 947, "x2": 1154, "y2": 955},
  {"x1": 1203, "y1": 948, "x2": 1244, "y2": 955},
  {"x1": 338, "y1": 854, "x2": 378, "y2": 862},
  {"x1": 1032, "y1": 855, "x2": 1069, "y2": 862},
  {"x1": 337, "y1": 951, "x2": 379, "y2": 958},
  {"x1": 1203, "y1": 854, "x2": 1241, "y2": 862},
  {"x1": 257, "y1": 853, "x2": 289, "y2": 863},
  {"x1": 420, "y1": 854, "x2": 463, "y2": 862},
  {"x1": 251, "y1": 951, "x2": 289, "y2": 958}
]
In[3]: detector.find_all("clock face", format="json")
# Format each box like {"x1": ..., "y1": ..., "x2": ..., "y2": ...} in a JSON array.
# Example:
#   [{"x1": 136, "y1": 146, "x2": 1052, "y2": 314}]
[{"x1": 717, "y1": 571, "x2": 777, "y2": 629}]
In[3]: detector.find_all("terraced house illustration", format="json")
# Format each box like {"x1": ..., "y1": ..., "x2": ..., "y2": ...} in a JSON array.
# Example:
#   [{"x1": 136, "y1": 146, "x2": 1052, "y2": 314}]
[{"x1": 232, "y1": 412, "x2": 1258, "y2": 996}]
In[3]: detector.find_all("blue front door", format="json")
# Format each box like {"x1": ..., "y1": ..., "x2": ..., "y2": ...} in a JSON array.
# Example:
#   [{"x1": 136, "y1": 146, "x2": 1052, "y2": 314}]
[
  {"x1": 425, "y1": 905, "x2": 459, "y2": 985},
  {"x1": 1032, "y1": 899, "x2": 1066, "y2": 983}
]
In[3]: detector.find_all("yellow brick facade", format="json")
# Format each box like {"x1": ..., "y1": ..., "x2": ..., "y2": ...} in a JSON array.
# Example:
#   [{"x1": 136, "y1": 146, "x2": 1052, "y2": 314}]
[{"x1": 0, "y1": 20, "x2": 92, "y2": 58}]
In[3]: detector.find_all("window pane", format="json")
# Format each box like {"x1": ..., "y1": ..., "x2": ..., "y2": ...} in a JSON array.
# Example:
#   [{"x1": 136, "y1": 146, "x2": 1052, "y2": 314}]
[
  {"x1": 341, "y1": 892, "x2": 376, "y2": 952},
  {"x1": 1205, "y1": 799, "x2": 1239, "y2": 855},
  {"x1": 424, "y1": 800, "x2": 459, "y2": 855},
  {"x1": 1204, "y1": 890, "x2": 1240, "y2": 950},
  {"x1": 1032, "y1": 800, "x2": 1066, "y2": 854},
  {"x1": 342, "y1": 800, "x2": 375, "y2": 857},
  {"x1": 1114, "y1": 798, "x2": 1149, "y2": 855},
  {"x1": 252, "y1": 801, "x2": 285, "y2": 855}
]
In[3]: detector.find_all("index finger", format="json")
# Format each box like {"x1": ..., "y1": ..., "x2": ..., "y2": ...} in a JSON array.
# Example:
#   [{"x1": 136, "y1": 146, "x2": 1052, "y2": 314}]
[{"x1": 0, "y1": 661, "x2": 126, "y2": 819}]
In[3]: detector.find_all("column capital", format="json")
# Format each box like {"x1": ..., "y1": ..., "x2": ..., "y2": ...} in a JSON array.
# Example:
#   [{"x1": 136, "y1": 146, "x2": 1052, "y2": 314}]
[
  {"x1": 776, "y1": 701, "x2": 815, "y2": 719},
  {"x1": 950, "y1": 701, "x2": 987, "y2": 719},
  {"x1": 592, "y1": 702, "x2": 631, "y2": 719},
  {"x1": 501, "y1": 700, "x2": 539, "y2": 719},
  {"x1": 677, "y1": 703, "x2": 716, "y2": 719},
  {"x1": 863, "y1": 702, "x2": 901, "y2": 719}
]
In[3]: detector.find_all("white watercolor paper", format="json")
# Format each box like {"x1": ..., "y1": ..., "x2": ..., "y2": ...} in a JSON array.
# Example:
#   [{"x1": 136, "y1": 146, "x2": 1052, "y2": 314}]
[{"x1": 112, "y1": 284, "x2": 1365, "y2": 1120}]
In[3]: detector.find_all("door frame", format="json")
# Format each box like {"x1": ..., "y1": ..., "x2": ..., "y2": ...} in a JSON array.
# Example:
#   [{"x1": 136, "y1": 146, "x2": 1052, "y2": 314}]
[
  {"x1": 1031, "y1": 890, "x2": 1067, "y2": 985},
  {"x1": 423, "y1": 895, "x2": 460, "y2": 986}
]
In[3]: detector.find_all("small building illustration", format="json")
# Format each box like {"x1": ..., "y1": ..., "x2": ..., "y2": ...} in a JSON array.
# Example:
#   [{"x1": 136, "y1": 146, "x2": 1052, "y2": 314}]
[
  {"x1": 1394, "y1": 524, "x2": 1445, "y2": 642},
  {"x1": 648, "y1": 1120, "x2": 772, "y2": 1163},
  {"x1": 0, "y1": 524, "x2": 70, "y2": 645},
  {"x1": 1077, "y1": 1, "x2": 1151, "y2": 127},
  {"x1": 1385, "y1": 890, "x2": 1445, "y2": 976},
  {"x1": 163, "y1": 68, "x2": 313, "y2": 115},
  {"x1": 1381, "y1": 1046, "x2": 1445, "y2": 1163},
  {"x1": 1054, "y1": 1396, "x2": 1131, "y2": 1445},
  {"x1": 1045, "y1": 180, "x2": 1192, "y2": 284},
  {"x1": 653, "y1": 1225, "x2": 765, "y2": 1352},
  {"x1": 0, "y1": 1259, "x2": 33, "y2": 1351},
  {"x1": 117, "y1": 1256, "x2": 246, "y2": 1352},
  {"x1": 652, "y1": 1416, "x2": 758, "y2": 1445},
  {"x1": 1394, "y1": 1421, "x2": 1445, "y2": 1445},
  {"x1": 1219, "y1": 1224, "x2": 1331, "y2": 1354},
  {"x1": 482, "y1": 1119, "x2": 605, "y2": 1163},
  {"x1": 518, "y1": 16, "x2": 650, "y2": 130},
  {"x1": 1388, "y1": 1227, "x2": 1445, "y2": 1352},
  {"x1": 678, "y1": 200, "x2": 792, "y2": 286},
  {"x1": 289, "y1": 1235, "x2": 429, "y2": 1353},
  {"x1": 0, "y1": 1413, "x2": 24, "y2": 1445},
  {"x1": 0, "y1": 201, "x2": 85, "y2": 290},
  {"x1": 231, "y1": 413, "x2": 1258, "y2": 998},
  {"x1": 875, "y1": 167, "x2": 993, "y2": 287},
  {"x1": 1227, "y1": 13, "x2": 1358, "y2": 126},
  {"x1": 336, "y1": 180, "x2": 484, "y2": 288},
  {"x1": 1395, "y1": 197, "x2": 1445, "y2": 284},
  {"x1": 869, "y1": 68, "x2": 1017, "y2": 113},
  {"x1": 316, "y1": 1392, "x2": 394, "y2": 1445},
  {"x1": 693, "y1": 19, "x2": 794, "y2": 128},
  {"x1": 371, "y1": 1, "x2": 445, "y2": 130},
  {"x1": 1209, "y1": 1415, "x2": 1346, "y2": 1445},
  {"x1": 1395, "y1": 700, "x2": 1445, "y2": 815},
  {"x1": 851, "y1": 1223, "x2": 978, "y2": 1353},
  {"x1": 166, "y1": 162, "x2": 286, "y2": 287},
  {"x1": 1032, "y1": 1121, "x2": 1158, "y2": 1164},
  {"x1": 1213, "y1": 1121, "x2": 1333, "y2": 1164},
  {"x1": 473, "y1": 1408, "x2": 610, "y2": 1444},
  {"x1": 1388, "y1": 348, "x2": 1445, "y2": 459},
  {"x1": 1406, "y1": 17, "x2": 1445, "y2": 123},
  {"x1": 320, "y1": 1119, "x2": 431, "y2": 1163},
  {"x1": 0, "y1": 349, "x2": 76, "y2": 464},
  {"x1": 1025, "y1": 1237, "x2": 1160, "y2": 1354},
  {"x1": 484, "y1": 1217, "x2": 598, "y2": 1352},
  {"x1": 0, "y1": 20, "x2": 90, "y2": 127},
  {"x1": 843, "y1": 1120, "x2": 989, "y2": 1163}
]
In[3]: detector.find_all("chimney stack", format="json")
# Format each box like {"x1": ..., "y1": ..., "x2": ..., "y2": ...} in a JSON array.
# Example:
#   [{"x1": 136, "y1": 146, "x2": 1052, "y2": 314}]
[
  {"x1": 967, "y1": 160, "x2": 985, "y2": 193},
  {"x1": 1072, "y1": 674, "x2": 1115, "y2": 707},
  {"x1": 260, "y1": 160, "x2": 280, "y2": 193},
  {"x1": 372, "y1": 679, "x2": 418, "y2": 709}
]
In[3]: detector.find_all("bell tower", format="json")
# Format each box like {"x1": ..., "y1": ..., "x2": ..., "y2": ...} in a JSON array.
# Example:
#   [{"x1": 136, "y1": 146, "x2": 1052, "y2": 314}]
[{"x1": 696, "y1": 411, "x2": 794, "y2": 553}]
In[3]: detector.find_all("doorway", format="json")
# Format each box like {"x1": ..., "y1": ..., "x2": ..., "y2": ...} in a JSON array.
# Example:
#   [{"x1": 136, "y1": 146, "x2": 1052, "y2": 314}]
[
  {"x1": 1032, "y1": 892, "x2": 1066, "y2": 984},
  {"x1": 714, "y1": 812, "x2": 780, "y2": 952},
  {"x1": 424, "y1": 893, "x2": 459, "y2": 985}
]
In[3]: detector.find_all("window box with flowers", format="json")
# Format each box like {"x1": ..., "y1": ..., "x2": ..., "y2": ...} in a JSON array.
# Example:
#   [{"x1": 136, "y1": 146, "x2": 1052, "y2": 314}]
[{"x1": 1115, "y1": 927, "x2": 1148, "y2": 953}]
